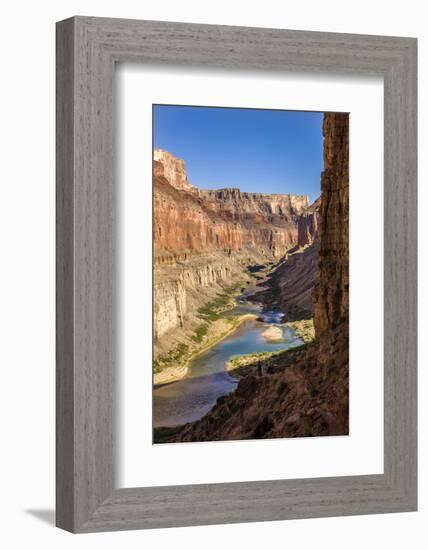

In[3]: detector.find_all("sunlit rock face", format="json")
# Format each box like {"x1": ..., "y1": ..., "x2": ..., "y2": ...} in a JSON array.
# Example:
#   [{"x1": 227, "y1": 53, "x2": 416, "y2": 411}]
[
  {"x1": 153, "y1": 149, "x2": 194, "y2": 191},
  {"x1": 154, "y1": 261, "x2": 236, "y2": 341},
  {"x1": 153, "y1": 147, "x2": 308, "y2": 259}
]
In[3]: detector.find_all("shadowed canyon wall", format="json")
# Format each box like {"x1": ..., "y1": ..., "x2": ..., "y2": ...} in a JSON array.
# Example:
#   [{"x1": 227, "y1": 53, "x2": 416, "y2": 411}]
[
  {"x1": 297, "y1": 198, "x2": 320, "y2": 248},
  {"x1": 313, "y1": 114, "x2": 349, "y2": 336},
  {"x1": 254, "y1": 197, "x2": 320, "y2": 318}
]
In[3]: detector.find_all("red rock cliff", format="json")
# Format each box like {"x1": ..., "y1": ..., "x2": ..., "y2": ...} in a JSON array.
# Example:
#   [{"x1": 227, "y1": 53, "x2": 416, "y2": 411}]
[
  {"x1": 153, "y1": 149, "x2": 308, "y2": 260},
  {"x1": 154, "y1": 149, "x2": 194, "y2": 191}
]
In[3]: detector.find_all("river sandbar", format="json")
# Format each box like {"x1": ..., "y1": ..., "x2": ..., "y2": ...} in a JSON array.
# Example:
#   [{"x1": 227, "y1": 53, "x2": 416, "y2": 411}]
[{"x1": 261, "y1": 325, "x2": 284, "y2": 343}]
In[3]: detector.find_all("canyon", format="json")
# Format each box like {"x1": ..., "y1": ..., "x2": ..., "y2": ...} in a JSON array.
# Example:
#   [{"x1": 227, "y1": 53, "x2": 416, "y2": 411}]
[
  {"x1": 252, "y1": 198, "x2": 320, "y2": 317},
  {"x1": 159, "y1": 112, "x2": 349, "y2": 441},
  {"x1": 154, "y1": 148, "x2": 308, "y2": 260},
  {"x1": 153, "y1": 148, "x2": 318, "y2": 382}
]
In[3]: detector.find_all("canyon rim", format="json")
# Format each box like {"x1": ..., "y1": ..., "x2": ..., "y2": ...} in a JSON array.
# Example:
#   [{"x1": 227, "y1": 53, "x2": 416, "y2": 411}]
[{"x1": 152, "y1": 105, "x2": 349, "y2": 443}]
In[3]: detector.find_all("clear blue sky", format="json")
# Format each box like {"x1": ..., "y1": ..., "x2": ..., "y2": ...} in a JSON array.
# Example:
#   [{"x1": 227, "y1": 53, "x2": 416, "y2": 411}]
[{"x1": 153, "y1": 105, "x2": 323, "y2": 203}]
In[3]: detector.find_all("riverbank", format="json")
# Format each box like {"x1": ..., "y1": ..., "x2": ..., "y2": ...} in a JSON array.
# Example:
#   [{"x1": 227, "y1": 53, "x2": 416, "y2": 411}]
[
  {"x1": 154, "y1": 312, "x2": 257, "y2": 386},
  {"x1": 218, "y1": 307, "x2": 313, "y2": 382},
  {"x1": 225, "y1": 339, "x2": 306, "y2": 380},
  {"x1": 284, "y1": 318, "x2": 315, "y2": 343}
]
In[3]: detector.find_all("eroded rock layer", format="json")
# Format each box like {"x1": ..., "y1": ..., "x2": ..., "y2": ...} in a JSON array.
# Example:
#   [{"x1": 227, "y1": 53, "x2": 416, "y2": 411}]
[
  {"x1": 297, "y1": 198, "x2": 320, "y2": 248},
  {"x1": 154, "y1": 149, "x2": 308, "y2": 259},
  {"x1": 313, "y1": 114, "x2": 349, "y2": 336},
  {"x1": 256, "y1": 238, "x2": 320, "y2": 318},
  {"x1": 253, "y1": 198, "x2": 321, "y2": 317}
]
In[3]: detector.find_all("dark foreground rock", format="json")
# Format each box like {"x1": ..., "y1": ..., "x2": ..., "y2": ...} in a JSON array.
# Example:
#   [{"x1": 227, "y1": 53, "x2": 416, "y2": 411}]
[{"x1": 167, "y1": 322, "x2": 347, "y2": 442}]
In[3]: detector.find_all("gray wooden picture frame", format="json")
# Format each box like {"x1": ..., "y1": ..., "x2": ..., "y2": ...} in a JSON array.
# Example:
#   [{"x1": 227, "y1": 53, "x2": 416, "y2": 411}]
[{"x1": 56, "y1": 16, "x2": 417, "y2": 533}]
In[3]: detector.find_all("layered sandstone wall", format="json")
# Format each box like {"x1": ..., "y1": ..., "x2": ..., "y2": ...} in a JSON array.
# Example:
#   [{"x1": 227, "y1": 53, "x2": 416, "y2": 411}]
[
  {"x1": 258, "y1": 238, "x2": 320, "y2": 318},
  {"x1": 198, "y1": 187, "x2": 308, "y2": 218},
  {"x1": 153, "y1": 149, "x2": 194, "y2": 191},
  {"x1": 154, "y1": 260, "x2": 236, "y2": 341},
  {"x1": 254, "y1": 198, "x2": 320, "y2": 318},
  {"x1": 297, "y1": 198, "x2": 320, "y2": 248},
  {"x1": 313, "y1": 114, "x2": 349, "y2": 335},
  {"x1": 153, "y1": 175, "x2": 245, "y2": 255},
  {"x1": 153, "y1": 148, "x2": 307, "y2": 259},
  {"x1": 154, "y1": 279, "x2": 187, "y2": 339}
]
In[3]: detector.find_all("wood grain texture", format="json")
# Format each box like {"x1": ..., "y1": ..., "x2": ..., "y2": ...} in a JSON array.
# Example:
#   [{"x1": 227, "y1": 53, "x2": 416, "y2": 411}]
[
  {"x1": 56, "y1": 18, "x2": 75, "y2": 532},
  {"x1": 56, "y1": 16, "x2": 417, "y2": 532}
]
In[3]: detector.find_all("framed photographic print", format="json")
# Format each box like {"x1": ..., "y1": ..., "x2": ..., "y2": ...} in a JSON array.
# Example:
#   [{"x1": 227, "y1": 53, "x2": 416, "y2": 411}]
[
  {"x1": 56, "y1": 17, "x2": 417, "y2": 532},
  {"x1": 151, "y1": 106, "x2": 347, "y2": 445}
]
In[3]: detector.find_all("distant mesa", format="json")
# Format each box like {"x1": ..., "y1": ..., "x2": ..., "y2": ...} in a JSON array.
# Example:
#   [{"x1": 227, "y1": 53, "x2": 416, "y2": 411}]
[{"x1": 153, "y1": 147, "x2": 309, "y2": 208}]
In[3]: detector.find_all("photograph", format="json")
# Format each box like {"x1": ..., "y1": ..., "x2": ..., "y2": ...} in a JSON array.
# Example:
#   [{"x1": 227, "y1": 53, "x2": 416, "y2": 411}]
[
  {"x1": 152, "y1": 105, "x2": 349, "y2": 443},
  {"x1": 0, "y1": 0, "x2": 420, "y2": 542}
]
